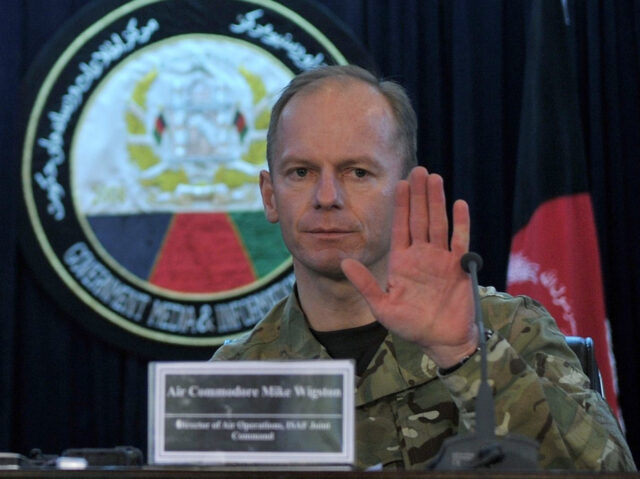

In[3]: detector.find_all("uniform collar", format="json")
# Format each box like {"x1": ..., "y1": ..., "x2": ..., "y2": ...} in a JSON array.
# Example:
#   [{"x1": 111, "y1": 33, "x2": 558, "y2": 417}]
[{"x1": 278, "y1": 290, "x2": 332, "y2": 359}]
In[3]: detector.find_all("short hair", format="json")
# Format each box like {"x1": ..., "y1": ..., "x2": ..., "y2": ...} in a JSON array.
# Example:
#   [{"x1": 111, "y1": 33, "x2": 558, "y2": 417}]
[{"x1": 266, "y1": 64, "x2": 418, "y2": 177}]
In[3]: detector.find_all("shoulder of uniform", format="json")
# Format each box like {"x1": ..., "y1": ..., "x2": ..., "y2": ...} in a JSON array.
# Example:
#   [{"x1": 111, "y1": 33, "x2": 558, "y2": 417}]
[
  {"x1": 210, "y1": 297, "x2": 287, "y2": 360},
  {"x1": 478, "y1": 285, "x2": 502, "y2": 298},
  {"x1": 477, "y1": 285, "x2": 554, "y2": 333},
  {"x1": 479, "y1": 286, "x2": 550, "y2": 314}
]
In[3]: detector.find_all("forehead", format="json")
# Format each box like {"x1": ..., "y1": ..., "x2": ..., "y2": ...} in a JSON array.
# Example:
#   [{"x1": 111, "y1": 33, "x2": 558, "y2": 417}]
[{"x1": 274, "y1": 78, "x2": 400, "y2": 166}]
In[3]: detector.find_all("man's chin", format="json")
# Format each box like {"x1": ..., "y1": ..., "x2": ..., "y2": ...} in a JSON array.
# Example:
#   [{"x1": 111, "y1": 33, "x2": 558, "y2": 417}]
[
  {"x1": 291, "y1": 247, "x2": 386, "y2": 282},
  {"x1": 293, "y1": 255, "x2": 352, "y2": 281},
  {"x1": 303, "y1": 263, "x2": 349, "y2": 281}
]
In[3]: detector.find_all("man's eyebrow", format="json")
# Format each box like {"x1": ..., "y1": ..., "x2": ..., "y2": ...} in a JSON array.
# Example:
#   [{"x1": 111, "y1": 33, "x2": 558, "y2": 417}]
[
  {"x1": 276, "y1": 156, "x2": 316, "y2": 171},
  {"x1": 339, "y1": 157, "x2": 381, "y2": 168}
]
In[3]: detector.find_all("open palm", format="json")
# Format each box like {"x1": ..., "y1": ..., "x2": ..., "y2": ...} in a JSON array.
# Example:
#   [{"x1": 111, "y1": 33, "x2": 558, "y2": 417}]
[{"x1": 341, "y1": 167, "x2": 478, "y2": 368}]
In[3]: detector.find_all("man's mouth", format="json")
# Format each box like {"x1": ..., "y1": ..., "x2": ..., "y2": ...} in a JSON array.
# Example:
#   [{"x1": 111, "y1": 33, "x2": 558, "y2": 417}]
[
  {"x1": 305, "y1": 228, "x2": 355, "y2": 237},
  {"x1": 308, "y1": 228, "x2": 351, "y2": 233}
]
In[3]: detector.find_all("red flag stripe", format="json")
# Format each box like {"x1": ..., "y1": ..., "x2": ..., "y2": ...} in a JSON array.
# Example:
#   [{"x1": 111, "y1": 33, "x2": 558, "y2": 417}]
[
  {"x1": 508, "y1": 193, "x2": 619, "y2": 414},
  {"x1": 150, "y1": 212, "x2": 256, "y2": 293}
]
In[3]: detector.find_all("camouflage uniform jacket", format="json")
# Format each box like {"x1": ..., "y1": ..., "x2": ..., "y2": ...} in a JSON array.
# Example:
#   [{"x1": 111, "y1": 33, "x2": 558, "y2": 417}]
[{"x1": 211, "y1": 286, "x2": 636, "y2": 471}]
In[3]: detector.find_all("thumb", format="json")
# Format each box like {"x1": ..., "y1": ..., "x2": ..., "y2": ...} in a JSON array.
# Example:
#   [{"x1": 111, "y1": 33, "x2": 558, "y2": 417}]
[{"x1": 341, "y1": 258, "x2": 385, "y2": 307}]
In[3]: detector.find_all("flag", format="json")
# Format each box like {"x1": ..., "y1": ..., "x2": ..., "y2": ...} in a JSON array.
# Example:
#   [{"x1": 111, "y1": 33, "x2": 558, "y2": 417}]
[
  {"x1": 506, "y1": 0, "x2": 620, "y2": 418},
  {"x1": 153, "y1": 112, "x2": 167, "y2": 144},
  {"x1": 234, "y1": 110, "x2": 248, "y2": 141}
]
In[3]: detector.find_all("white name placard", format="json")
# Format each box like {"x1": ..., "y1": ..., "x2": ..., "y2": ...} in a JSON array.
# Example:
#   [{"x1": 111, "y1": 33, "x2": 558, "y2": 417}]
[{"x1": 148, "y1": 361, "x2": 354, "y2": 466}]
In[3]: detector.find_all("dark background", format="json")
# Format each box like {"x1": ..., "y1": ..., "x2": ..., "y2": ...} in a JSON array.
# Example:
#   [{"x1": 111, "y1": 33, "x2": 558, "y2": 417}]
[{"x1": 2, "y1": 0, "x2": 639, "y2": 466}]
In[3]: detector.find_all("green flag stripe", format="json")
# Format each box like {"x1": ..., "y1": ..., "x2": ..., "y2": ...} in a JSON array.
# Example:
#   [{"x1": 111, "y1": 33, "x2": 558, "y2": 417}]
[{"x1": 229, "y1": 211, "x2": 290, "y2": 279}]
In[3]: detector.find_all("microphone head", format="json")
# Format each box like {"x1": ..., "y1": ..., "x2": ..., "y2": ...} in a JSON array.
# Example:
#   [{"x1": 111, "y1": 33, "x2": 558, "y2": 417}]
[{"x1": 461, "y1": 252, "x2": 483, "y2": 273}]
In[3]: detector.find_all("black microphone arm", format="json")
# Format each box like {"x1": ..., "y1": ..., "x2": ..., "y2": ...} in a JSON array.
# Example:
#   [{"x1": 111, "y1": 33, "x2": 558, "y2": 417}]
[
  {"x1": 428, "y1": 252, "x2": 540, "y2": 471},
  {"x1": 460, "y1": 252, "x2": 494, "y2": 442}
]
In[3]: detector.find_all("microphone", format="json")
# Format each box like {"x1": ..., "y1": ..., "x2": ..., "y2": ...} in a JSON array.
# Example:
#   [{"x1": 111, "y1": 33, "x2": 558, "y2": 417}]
[
  {"x1": 460, "y1": 251, "x2": 483, "y2": 274},
  {"x1": 428, "y1": 252, "x2": 539, "y2": 470}
]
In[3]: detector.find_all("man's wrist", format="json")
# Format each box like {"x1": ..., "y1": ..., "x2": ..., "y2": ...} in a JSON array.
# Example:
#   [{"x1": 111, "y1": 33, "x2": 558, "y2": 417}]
[
  {"x1": 436, "y1": 329, "x2": 494, "y2": 375},
  {"x1": 422, "y1": 323, "x2": 480, "y2": 369},
  {"x1": 437, "y1": 347, "x2": 479, "y2": 375}
]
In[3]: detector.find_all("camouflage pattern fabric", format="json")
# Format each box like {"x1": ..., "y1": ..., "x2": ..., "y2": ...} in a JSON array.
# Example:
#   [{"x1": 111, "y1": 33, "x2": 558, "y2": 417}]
[{"x1": 211, "y1": 286, "x2": 636, "y2": 471}]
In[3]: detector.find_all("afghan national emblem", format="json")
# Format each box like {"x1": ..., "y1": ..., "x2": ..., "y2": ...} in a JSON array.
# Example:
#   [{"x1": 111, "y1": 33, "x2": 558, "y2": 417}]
[{"x1": 20, "y1": 0, "x2": 372, "y2": 356}]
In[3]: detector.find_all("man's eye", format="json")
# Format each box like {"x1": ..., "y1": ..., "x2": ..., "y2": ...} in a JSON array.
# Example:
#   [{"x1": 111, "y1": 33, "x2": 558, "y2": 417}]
[
  {"x1": 354, "y1": 168, "x2": 368, "y2": 178},
  {"x1": 295, "y1": 168, "x2": 308, "y2": 177}
]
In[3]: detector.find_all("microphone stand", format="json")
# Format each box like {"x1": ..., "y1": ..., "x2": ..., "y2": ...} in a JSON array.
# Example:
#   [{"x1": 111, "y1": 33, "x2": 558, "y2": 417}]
[{"x1": 428, "y1": 252, "x2": 539, "y2": 470}]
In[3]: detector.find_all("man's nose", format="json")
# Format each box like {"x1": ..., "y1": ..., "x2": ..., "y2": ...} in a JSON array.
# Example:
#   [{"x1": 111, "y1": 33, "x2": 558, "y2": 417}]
[{"x1": 313, "y1": 173, "x2": 343, "y2": 209}]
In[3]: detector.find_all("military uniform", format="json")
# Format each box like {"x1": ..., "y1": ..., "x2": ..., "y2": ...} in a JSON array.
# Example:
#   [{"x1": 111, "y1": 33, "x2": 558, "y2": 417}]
[{"x1": 212, "y1": 286, "x2": 636, "y2": 471}]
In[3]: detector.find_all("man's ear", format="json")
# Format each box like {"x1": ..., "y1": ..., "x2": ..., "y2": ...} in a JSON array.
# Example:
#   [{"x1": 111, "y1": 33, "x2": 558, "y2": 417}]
[{"x1": 259, "y1": 170, "x2": 279, "y2": 223}]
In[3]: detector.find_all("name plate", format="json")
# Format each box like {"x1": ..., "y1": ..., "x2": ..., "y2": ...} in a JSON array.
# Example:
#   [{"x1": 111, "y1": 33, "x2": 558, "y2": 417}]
[{"x1": 148, "y1": 361, "x2": 354, "y2": 466}]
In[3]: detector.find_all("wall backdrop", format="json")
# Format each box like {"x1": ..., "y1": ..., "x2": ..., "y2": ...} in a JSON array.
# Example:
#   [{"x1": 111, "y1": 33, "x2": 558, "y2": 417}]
[{"x1": 2, "y1": 0, "x2": 639, "y2": 465}]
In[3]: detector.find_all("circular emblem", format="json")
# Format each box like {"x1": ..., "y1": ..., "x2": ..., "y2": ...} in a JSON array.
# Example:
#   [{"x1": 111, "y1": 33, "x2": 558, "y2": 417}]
[{"x1": 20, "y1": 0, "x2": 373, "y2": 356}]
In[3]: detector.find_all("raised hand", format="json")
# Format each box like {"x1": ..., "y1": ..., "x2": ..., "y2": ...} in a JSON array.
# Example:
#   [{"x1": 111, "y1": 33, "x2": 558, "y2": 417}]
[{"x1": 341, "y1": 166, "x2": 478, "y2": 368}]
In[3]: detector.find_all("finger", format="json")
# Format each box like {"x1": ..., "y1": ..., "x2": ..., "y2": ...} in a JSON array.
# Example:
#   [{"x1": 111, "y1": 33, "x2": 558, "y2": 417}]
[
  {"x1": 341, "y1": 258, "x2": 385, "y2": 308},
  {"x1": 409, "y1": 167, "x2": 429, "y2": 243},
  {"x1": 426, "y1": 174, "x2": 448, "y2": 248},
  {"x1": 391, "y1": 180, "x2": 410, "y2": 250},
  {"x1": 450, "y1": 199, "x2": 470, "y2": 256}
]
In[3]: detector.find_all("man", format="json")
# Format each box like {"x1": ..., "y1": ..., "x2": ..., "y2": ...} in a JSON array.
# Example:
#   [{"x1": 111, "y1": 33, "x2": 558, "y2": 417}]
[{"x1": 212, "y1": 65, "x2": 635, "y2": 470}]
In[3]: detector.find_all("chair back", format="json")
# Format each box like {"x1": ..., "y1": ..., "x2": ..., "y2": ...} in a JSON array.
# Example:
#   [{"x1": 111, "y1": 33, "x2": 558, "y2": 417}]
[{"x1": 565, "y1": 336, "x2": 603, "y2": 396}]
